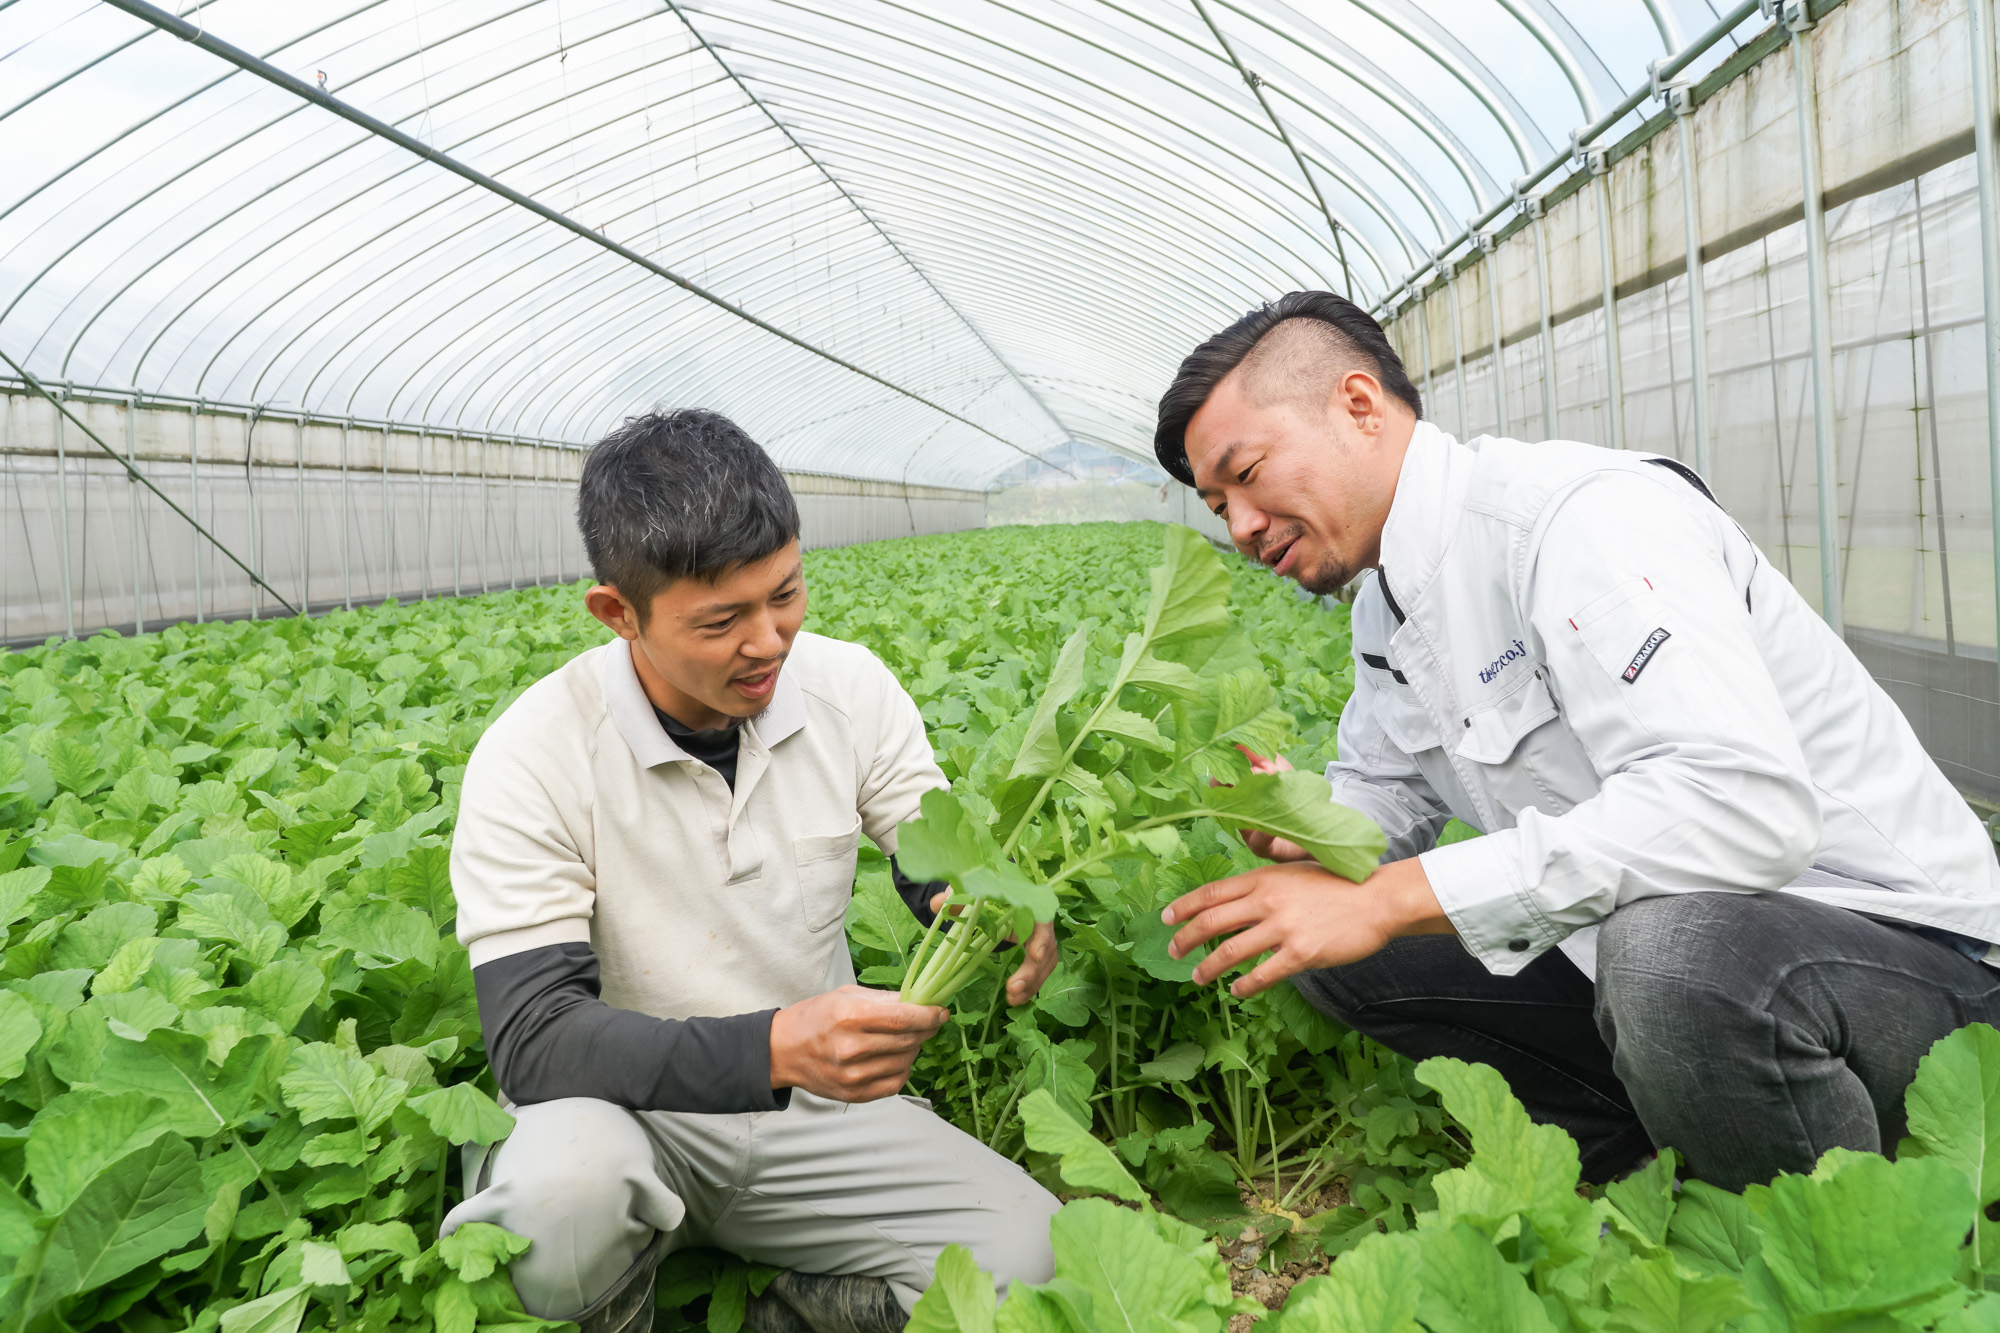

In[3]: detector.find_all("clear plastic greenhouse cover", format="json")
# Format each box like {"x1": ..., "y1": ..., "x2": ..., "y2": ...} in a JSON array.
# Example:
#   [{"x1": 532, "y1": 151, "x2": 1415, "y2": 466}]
[{"x1": 1, "y1": 0, "x2": 1760, "y2": 489}]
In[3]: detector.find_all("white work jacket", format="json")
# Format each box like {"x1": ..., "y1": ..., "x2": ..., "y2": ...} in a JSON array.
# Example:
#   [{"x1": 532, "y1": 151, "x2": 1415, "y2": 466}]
[{"x1": 1327, "y1": 423, "x2": 2000, "y2": 977}]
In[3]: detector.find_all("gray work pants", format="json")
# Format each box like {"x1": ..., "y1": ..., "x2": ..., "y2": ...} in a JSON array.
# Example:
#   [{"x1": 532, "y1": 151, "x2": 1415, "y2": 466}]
[
  {"x1": 1295, "y1": 890, "x2": 2000, "y2": 1190},
  {"x1": 441, "y1": 1089, "x2": 1060, "y2": 1320}
]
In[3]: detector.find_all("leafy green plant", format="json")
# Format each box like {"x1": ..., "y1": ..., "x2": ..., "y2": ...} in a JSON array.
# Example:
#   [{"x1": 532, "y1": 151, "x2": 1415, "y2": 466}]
[
  {"x1": 914, "y1": 1023, "x2": 2000, "y2": 1333},
  {"x1": 0, "y1": 590, "x2": 607, "y2": 1333},
  {"x1": 826, "y1": 525, "x2": 1456, "y2": 1228}
]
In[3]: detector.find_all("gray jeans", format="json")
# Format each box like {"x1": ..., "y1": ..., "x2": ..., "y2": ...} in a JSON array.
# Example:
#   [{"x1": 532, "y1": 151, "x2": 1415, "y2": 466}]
[
  {"x1": 442, "y1": 1089, "x2": 1060, "y2": 1320},
  {"x1": 1295, "y1": 891, "x2": 2000, "y2": 1190}
]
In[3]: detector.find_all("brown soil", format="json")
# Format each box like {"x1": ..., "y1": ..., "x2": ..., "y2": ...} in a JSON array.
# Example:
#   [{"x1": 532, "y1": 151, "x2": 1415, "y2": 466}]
[{"x1": 1217, "y1": 1177, "x2": 1351, "y2": 1329}]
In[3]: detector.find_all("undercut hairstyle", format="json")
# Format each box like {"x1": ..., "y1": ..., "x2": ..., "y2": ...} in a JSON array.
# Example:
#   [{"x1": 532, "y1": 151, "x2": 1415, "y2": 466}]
[
  {"x1": 577, "y1": 408, "x2": 800, "y2": 616},
  {"x1": 1154, "y1": 290, "x2": 1424, "y2": 485}
]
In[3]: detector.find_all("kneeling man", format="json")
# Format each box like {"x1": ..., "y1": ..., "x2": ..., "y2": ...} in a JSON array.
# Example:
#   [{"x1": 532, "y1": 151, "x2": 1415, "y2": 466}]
[
  {"x1": 443, "y1": 409, "x2": 1059, "y2": 1333},
  {"x1": 1155, "y1": 291, "x2": 2000, "y2": 1191}
]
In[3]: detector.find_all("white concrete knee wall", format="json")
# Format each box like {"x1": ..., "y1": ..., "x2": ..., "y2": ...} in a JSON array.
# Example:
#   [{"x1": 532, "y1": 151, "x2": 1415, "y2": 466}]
[{"x1": 0, "y1": 389, "x2": 987, "y2": 644}]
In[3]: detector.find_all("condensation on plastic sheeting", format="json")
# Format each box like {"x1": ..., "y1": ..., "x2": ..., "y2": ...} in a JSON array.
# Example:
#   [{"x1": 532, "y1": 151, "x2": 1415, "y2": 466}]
[
  {"x1": 1381, "y1": 0, "x2": 1999, "y2": 799},
  {"x1": 0, "y1": 391, "x2": 986, "y2": 645}
]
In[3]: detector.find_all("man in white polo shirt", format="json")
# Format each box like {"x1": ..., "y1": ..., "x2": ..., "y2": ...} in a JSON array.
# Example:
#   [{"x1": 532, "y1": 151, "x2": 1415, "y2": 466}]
[{"x1": 441, "y1": 409, "x2": 1060, "y2": 1333}]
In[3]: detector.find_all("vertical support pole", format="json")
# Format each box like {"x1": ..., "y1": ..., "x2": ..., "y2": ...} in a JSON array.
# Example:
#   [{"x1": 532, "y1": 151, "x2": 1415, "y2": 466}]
[
  {"x1": 190, "y1": 403, "x2": 203, "y2": 623},
  {"x1": 1523, "y1": 191, "x2": 1560, "y2": 437},
  {"x1": 480, "y1": 437, "x2": 490, "y2": 595},
  {"x1": 381, "y1": 424, "x2": 391, "y2": 602},
  {"x1": 1969, "y1": 0, "x2": 2000, "y2": 685},
  {"x1": 248, "y1": 409, "x2": 261, "y2": 622},
  {"x1": 295, "y1": 414, "x2": 306, "y2": 615},
  {"x1": 341, "y1": 420, "x2": 352, "y2": 610},
  {"x1": 1673, "y1": 85, "x2": 1714, "y2": 476},
  {"x1": 534, "y1": 443, "x2": 544, "y2": 588},
  {"x1": 451, "y1": 431, "x2": 461, "y2": 598},
  {"x1": 1787, "y1": 1, "x2": 1844, "y2": 633},
  {"x1": 1415, "y1": 287, "x2": 1436, "y2": 420},
  {"x1": 55, "y1": 394, "x2": 73, "y2": 639},
  {"x1": 1480, "y1": 231, "x2": 1510, "y2": 437},
  {"x1": 128, "y1": 396, "x2": 143, "y2": 635},
  {"x1": 1441, "y1": 252, "x2": 1469, "y2": 437},
  {"x1": 418, "y1": 430, "x2": 430, "y2": 600},
  {"x1": 1589, "y1": 150, "x2": 1627, "y2": 450}
]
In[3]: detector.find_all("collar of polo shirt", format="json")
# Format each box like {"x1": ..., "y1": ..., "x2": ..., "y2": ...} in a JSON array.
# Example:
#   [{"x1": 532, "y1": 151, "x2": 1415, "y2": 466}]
[{"x1": 598, "y1": 639, "x2": 807, "y2": 768}]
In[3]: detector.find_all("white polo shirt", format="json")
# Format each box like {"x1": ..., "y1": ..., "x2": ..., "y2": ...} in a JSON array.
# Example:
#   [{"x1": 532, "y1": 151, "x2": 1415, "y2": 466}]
[{"x1": 451, "y1": 630, "x2": 946, "y2": 1021}]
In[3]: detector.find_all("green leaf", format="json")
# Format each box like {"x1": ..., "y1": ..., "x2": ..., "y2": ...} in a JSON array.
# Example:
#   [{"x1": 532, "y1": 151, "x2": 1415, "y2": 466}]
[
  {"x1": 0, "y1": 988, "x2": 41, "y2": 1081},
  {"x1": 1904, "y1": 1021, "x2": 2000, "y2": 1266},
  {"x1": 318, "y1": 901, "x2": 439, "y2": 970},
  {"x1": 1091, "y1": 705, "x2": 1168, "y2": 753},
  {"x1": 174, "y1": 893, "x2": 288, "y2": 968},
  {"x1": 1416, "y1": 1056, "x2": 1593, "y2": 1257},
  {"x1": 407, "y1": 1083, "x2": 515, "y2": 1145},
  {"x1": 25, "y1": 1091, "x2": 177, "y2": 1212},
  {"x1": 280, "y1": 1042, "x2": 408, "y2": 1133},
  {"x1": 1752, "y1": 1147, "x2": 1971, "y2": 1319},
  {"x1": 1017, "y1": 1089, "x2": 1145, "y2": 1203},
  {"x1": 1269, "y1": 1232, "x2": 1422, "y2": 1332},
  {"x1": 1134, "y1": 1040, "x2": 1204, "y2": 1084},
  {"x1": 238, "y1": 959, "x2": 325, "y2": 1031},
  {"x1": 1035, "y1": 1197, "x2": 1221, "y2": 1332},
  {"x1": 1009, "y1": 622, "x2": 1092, "y2": 782},
  {"x1": 1414, "y1": 1220, "x2": 1557, "y2": 1333},
  {"x1": 908, "y1": 1243, "x2": 997, "y2": 1333},
  {"x1": 94, "y1": 1029, "x2": 283, "y2": 1137},
  {"x1": 218, "y1": 1284, "x2": 312, "y2": 1333},
  {"x1": 0, "y1": 866, "x2": 49, "y2": 933},
  {"x1": 438, "y1": 1221, "x2": 533, "y2": 1282},
  {"x1": 895, "y1": 788, "x2": 1003, "y2": 887},
  {"x1": 1031, "y1": 958, "x2": 1105, "y2": 1028},
  {"x1": 301, "y1": 1237, "x2": 351, "y2": 1287},
  {"x1": 847, "y1": 872, "x2": 923, "y2": 962},
  {"x1": 1141, "y1": 526, "x2": 1234, "y2": 649},
  {"x1": 33, "y1": 1134, "x2": 208, "y2": 1315},
  {"x1": 1190, "y1": 770, "x2": 1386, "y2": 881},
  {"x1": 1602, "y1": 1253, "x2": 1755, "y2": 1333},
  {"x1": 1603, "y1": 1149, "x2": 1680, "y2": 1253}
]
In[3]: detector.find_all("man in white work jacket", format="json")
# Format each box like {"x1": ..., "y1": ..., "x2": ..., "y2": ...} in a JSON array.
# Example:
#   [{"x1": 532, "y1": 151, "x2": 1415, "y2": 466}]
[{"x1": 1152, "y1": 290, "x2": 2000, "y2": 1189}]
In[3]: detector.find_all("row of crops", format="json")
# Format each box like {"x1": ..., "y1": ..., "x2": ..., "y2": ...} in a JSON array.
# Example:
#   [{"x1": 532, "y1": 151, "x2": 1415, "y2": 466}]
[{"x1": 2, "y1": 521, "x2": 1998, "y2": 1333}]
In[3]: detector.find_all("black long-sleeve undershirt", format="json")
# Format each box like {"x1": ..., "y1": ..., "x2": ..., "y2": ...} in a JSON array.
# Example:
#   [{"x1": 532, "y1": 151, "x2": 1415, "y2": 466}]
[{"x1": 470, "y1": 708, "x2": 943, "y2": 1112}]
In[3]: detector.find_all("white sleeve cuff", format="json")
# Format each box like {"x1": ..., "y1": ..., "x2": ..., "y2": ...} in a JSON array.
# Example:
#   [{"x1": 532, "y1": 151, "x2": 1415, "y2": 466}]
[
  {"x1": 465, "y1": 916, "x2": 593, "y2": 968},
  {"x1": 1417, "y1": 830, "x2": 1565, "y2": 975}
]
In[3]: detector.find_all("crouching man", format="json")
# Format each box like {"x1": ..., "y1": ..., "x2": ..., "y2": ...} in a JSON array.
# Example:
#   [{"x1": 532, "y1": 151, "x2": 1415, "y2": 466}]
[{"x1": 442, "y1": 409, "x2": 1060, "y2": 1333}]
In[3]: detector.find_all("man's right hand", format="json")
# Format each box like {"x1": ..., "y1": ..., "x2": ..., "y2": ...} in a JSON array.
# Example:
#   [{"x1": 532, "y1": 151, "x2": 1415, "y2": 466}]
[
  {"x1": 1234, "y1": 748, "x2": 1317, "y2": 863},
  {"x1": 768, "y1": 985, "x2": 948, "y2": 1103}
]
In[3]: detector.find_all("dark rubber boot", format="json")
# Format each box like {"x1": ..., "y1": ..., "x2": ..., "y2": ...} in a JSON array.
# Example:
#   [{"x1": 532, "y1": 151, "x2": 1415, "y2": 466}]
[
  {"x1": 573, "y1": 1232, "x2": 669, "y2": 1333},
  {"x1": 763, "y1": 1270, "x2": 908, "y2": 1333}
]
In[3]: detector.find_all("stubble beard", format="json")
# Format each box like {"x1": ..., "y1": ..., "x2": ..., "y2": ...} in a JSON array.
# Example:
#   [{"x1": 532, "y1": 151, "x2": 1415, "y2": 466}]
[{"x1": 1295, "y1": 547, "x2": 1360, "y2": 598}]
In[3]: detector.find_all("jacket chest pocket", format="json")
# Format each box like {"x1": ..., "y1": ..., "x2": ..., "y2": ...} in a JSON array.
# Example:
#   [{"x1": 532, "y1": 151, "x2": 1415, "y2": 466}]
[
  {"x1": 794, "y1": 817, "x2": 863, "y2": 932},
  {"x1": 1454, "y1": 671, "x2": 1590, "y2": 818},
  {"x1": 1375, "y1": 684, "x2": 1445, "y2": 757}
]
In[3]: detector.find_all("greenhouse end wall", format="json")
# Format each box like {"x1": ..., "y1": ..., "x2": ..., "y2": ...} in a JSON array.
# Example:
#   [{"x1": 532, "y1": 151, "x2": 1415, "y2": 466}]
[
  {"x1": 1382, "y1": 0, "x2": 2000, "y2": 802},
  {"x1": 0, "y1": 389, "x2": 986, "y2": 646}
]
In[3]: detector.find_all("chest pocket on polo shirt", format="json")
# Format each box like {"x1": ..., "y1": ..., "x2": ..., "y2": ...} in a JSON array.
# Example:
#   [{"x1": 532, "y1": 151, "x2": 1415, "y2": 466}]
[{"x1": 794, "y1": 816, "x2": 863, "y2": 932}]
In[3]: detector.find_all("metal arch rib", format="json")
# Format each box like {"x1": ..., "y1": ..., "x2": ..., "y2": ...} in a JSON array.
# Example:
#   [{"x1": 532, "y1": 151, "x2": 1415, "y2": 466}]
[
  {"x1": 1187, "y1": 0, "x2": 1354, "y2": 298},
  {"x1": 661, "y1": 0, "x2": 1075, "y2": 447},
  {"x1": 92, "y1": 0, "x2": 1070, "y2": 476}
]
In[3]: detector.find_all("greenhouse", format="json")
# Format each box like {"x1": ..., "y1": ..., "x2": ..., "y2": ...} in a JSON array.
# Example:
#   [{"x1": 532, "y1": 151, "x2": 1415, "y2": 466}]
[{"x1": 5, "y1": 0, "x2": 2000, "y2": 1330}]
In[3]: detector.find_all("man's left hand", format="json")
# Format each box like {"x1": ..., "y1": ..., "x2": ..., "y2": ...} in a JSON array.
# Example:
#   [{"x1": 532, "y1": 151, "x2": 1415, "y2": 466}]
[
  {"x1": 929, "y1": 893, "x2": 1061, "y2": 1007},
  {"x1": 1162, "y1": 858, "x2": 1454, "y2": 997}
]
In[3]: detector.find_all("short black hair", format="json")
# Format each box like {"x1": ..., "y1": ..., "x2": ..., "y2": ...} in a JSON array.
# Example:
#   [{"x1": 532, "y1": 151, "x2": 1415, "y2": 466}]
[
  {"x1": 1154, "y1": 290, "x2": 1424, "y2": 485},
  {"x1": 577, "y1": 408, "x2": 800, "y2": 614}
]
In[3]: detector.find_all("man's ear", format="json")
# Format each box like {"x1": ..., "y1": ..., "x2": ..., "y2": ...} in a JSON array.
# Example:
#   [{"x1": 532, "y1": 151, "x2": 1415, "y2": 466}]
[{"x1": 584, "y1": 585, "x2": 642, "y2": 640}]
